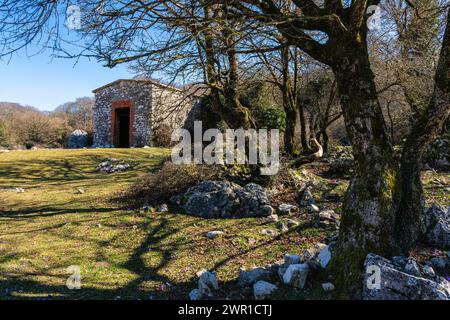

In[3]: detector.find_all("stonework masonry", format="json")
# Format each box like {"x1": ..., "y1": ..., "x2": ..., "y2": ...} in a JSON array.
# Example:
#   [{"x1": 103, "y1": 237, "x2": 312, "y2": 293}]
[{"x1": 93, "y1": 79, "x2": 199, "y2": 148}]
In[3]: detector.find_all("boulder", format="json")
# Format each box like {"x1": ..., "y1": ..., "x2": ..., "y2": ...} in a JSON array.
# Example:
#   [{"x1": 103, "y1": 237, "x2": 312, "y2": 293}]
[
  {"x1": 307, "y1": 203, "x2": 320, "y2": 214},
  {"x1": 260, "y1": 229, "x2": 277, "y2": 237},
  {"x1": 267, "y1": 214, "x2": 279, "y2": 222},
  {"x1": 238, "y1": 267, "x2": 272, "y2": 288},
  {"x1": 424, "y1": 205, "x2": 450, "y2": 249},
  {"x1": 317, "y1": 210, "x2": 340, "y2": 227},
  {"x1": 285, "y1": 219, "x2": 299, "y2": 228},
  {"x1": 429, "y1": 257, "x2": 447, "y2": 272},
  {"x1": 68, "y1": 130, "x2": 89, "y2": 149},
  {"x1": 282, "y1": 264, "x2": 309, "y2": 289},
  {"x1": 302, "y1": 243, "x2": 327, "y2": 262},
  {"x1": 197, "y1": 269, "x2": 219, "y2": 297},
  {"x1": 253, "y1": 281, "x2": 278, "y2": 300},
  {"x1": 423, "y1": 265, "x2": 436, "y2": 277},
  {"x1": 362, "y1": 253, "x2": 450, "y2": 300},
  {"x1": 179, "y1": 181, "x2": 274, "y2": 219},
  {"x1": 278, "y1": 204, "x2": 298, "y2": 215}
]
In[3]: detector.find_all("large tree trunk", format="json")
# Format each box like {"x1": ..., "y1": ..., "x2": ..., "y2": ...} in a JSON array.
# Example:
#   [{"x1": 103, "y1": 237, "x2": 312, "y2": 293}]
[
  {"x1": 331, "y1": 42, "x2": 399, "y2": 296},
  {"x1": 395, "y1": 9, "x2": 450, "y2": 252}
]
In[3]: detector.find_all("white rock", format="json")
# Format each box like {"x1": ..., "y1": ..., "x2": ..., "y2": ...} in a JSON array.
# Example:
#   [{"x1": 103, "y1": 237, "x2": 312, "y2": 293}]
[
  {"x1": 157, "y1": 203, "x2": 169, "y2": 213},
  {"x1": 278, "y1": 204, "x2": 297, "y2": 215},
  {"x1": 189, "y1": 289, "x2": 201, "y2": 300},
  {"x1": 422, "y1": 265, "x2": 436, "y2": 277},
  {"x1": 282, "y1": 264, "x2": 309, "y2": 289},
  {"x1": 322, "y1": 282, "x2": 335, "y2": 292},
  {"x1": 206, "y1": 231, "x2": 224, "y2": 239},
  {"x1": 318, "y1": 246, "x2": 332, "y2": 268},
  {"x1": 284, "y1": 254, "x2": 301, "y2": 266},
  {"x1": 404, "y1": 259, "x2": 421, "y2": 277},
  {"x1": 260, "y1": 229, "x2": 277, "y2": 236},
  {"x1": 197, "y1": 269, "x2": 219, "y2": 297},
  {"x1": 308, "y1": 203, "x2": 320, "y2": 213},
  {"x1": 267, "y1": 214, "x2": 279, "y2": 222},
  {"x1": 285, "y1": 219, "x2": 299, "y2": 228},
  {"x1": 253, "y1": 281, "x2": 278, "y2": 300}
]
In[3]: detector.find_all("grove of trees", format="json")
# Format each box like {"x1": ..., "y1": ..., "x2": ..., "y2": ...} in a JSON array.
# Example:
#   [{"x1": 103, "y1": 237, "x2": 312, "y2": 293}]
[{"x1": 1, "y1": 0, "x2": 449, "y2": 296}]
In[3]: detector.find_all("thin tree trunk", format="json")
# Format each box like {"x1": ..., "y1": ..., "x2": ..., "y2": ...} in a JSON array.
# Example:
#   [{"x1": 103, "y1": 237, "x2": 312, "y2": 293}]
[
  {"x1": 395, "y1": 9, "x2": 450, "y2": 252},
  {"x1": 281, "y1": 45, "x2": 298, "y2": 155},
  {"x1": 298, "y1": 97, "x2": 310, "y2": 151}
]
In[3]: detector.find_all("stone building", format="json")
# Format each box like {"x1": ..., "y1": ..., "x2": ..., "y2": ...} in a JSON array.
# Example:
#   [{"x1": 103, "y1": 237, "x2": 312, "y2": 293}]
[{"x1": 92, "y1": 78, "x2": 200, "y2": 148}]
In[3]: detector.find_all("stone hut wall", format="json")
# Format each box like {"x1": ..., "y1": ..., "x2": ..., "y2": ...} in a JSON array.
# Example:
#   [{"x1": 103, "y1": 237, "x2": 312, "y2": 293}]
[{"x1": 93, "y1": 81, "x2": 152, "y2": 147}]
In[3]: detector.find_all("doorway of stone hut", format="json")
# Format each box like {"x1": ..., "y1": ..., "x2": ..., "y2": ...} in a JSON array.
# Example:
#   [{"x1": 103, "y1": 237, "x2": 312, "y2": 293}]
[{"x1": 112, "y1": 101, "x2": 132, "y2": 148}]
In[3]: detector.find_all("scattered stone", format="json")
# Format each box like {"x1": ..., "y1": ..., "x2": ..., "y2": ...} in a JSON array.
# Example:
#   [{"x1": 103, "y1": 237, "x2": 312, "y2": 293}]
[
  {"x1": 96, "y1": 158, "x2": 131, "y2": 173},
  {"x1": 253, "y1": 281, "x2": 278, "y2": 300},
  {"x1": 308, "y1": 203, "x2": 320, "y2": 214},
  {"x1": 285, "y1": 219, "x2": 299, "y2": 228},
  {"x1": 318, "y1": 246, "x2": 332, "y2": 268},
  {"x1": 68, "y1": 130, "x2": 89, "y2": 149},
  {"x1": 322, "y1": 282, "x2": 335, "y2": 292},
  {"x1": 276, "y1": 221, "x2": 288, "y2": 232},
  {"x1": 11, "y1": 187, "x2": 25, "y2": 193},
  {"x1": 278, "y1": 204, "x2": 298, "y2": 215},
  {"x1": 143, "y1": 205, "x2": 151, "y2": 213},
  {"x1": 75, "y1": 187, "x2": 85, "y2": 194},
  {"x1": 300, "y1": 187, "x2": 315, "y2": 207},
  {"x1": 206, "y1": 231, "x2": 225, "y2": 239},
  {"x1": 284, "y1": 254, "x2": 301, "y2": 266},
  {"x1": 430, "y1": 257, "x2": 447, "y2": 272},
  {"x1": 302, "y1": 243, "x2": 327, "y2": 262},
  {"x1": 157, "y1": 203, "x2": 169, "y2": 213},
  {"x1": 423, "y1": 265, "x2": 436, "y2": 277},
  {"x1": 362, "y1": 253, "x2": 450, "y2": 300},
  {"x1": 238, "y1": 267, "x2": 272, "y2": 288},
  {"x1": 391, "y1": 256, "x2": 409, "y2": 269},
  {"x1": 189, "y1": 289, "x2": 201, "y2": 300},
  {"x1": 179, "y1": 181, "x2": 274, "y2": 218},
  {"x1": 424, "y1": 205, "x2": 450, "y2": 249},
  {"x1": 318, "y1": 210, "x2": 340, "y2": 227},
  {"x1": 197, "y1": 269, "x2": 219, "y2": 297},
  {"x1": 404, "y1": 259, "x2": 421, "y2": 277},
  {"x1": 260, "y1": 229, "x2": 277, "y2": 237},
  {"x1": 282, "y1": 264, "x2": 309, "y2": 289},
  {"x1": 267, "y1": 214, "x2": 279, "y2": 222}
]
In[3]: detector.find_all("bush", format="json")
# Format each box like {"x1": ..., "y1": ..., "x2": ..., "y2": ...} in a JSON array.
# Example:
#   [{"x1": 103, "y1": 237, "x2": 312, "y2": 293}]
[
  {"x1": 152, "y1": 124, "x2": 174, "y2": 147},
  {"x1": 0, "y1": 120, "x2": 9, "y2": 147},
  {"x1": 254, "y1": 106, "x2": 286, "y2": 131},
  {"x1": 128, "y1": 161, "x2": 222, "y2": 205}
]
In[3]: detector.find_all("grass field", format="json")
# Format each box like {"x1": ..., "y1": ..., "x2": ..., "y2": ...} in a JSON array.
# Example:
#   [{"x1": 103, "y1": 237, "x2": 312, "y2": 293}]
[{"x1": 0, "y1": 148, "x2": 331, "y2": 300}]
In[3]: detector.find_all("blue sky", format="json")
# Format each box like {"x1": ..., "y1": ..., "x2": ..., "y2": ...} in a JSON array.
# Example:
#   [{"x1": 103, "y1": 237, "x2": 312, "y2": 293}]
[{"x1": 0, "y1": 48, "x2": 133, "y2": 112}]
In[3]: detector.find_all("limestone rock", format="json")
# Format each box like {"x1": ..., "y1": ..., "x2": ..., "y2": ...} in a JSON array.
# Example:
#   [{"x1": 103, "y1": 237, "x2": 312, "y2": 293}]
[
  {"x1": 253, "y1": 281, "x2": 278, "y2": 300},
  {"x1": 96, "y1": 158, "x2": 131, "y2": 173},
  {"x1": 424, "y1": 205, "x2": 450, "y2": 249},
  {"x1": 157, "y1": 203, "x2": 169, "y2": 213},
  {"x1": 278, "y1": 204, "x2": 298, "y2": 215},
  {"x1": 206, "y1": 231, "x2": 224, "y2": 239},
  {"x1": 68, "y1": 130, "x2": 88, "y2": 149},
  {"x1": 318, "y1": 246, "x2": 332, "y2": 268},
  {"x1": 404, "y1": 259, "x2": 421, "y2": 277},
  {"x1": 362, "y1": 253, "x2": 450, "y2": 300},
  {"x1": 284, "y1": 254, "x2": 301, "y2": 266},
  {"x1": 189, "y1": 289, "x2": 201, "y2": 300},
  {"x1": 238, "y1": 267, "x2": 272, "y2": 288},
  {"x1": 282, "y1": 264, "x2": 309, "y2": 289},
  {"x1": 179, "y1": 181, "x2": 274, "y2": 219},
  {"x1": 197, "y1": 269, "x2": 219, "y2": 297},
  {"x1": 322, "y1": 282, "x2": 335, "y2": 292}
]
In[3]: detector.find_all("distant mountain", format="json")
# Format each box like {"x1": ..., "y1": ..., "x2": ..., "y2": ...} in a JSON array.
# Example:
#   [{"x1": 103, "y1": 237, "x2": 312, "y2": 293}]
[{"x1": 0, "y1": 102, "x2": 41, "y2": 115}]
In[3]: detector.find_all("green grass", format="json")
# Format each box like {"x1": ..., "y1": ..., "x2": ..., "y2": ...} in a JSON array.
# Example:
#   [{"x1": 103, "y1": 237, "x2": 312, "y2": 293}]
[{"x1": 0, "y1": 148, "x2": 328, "y2": 300}]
